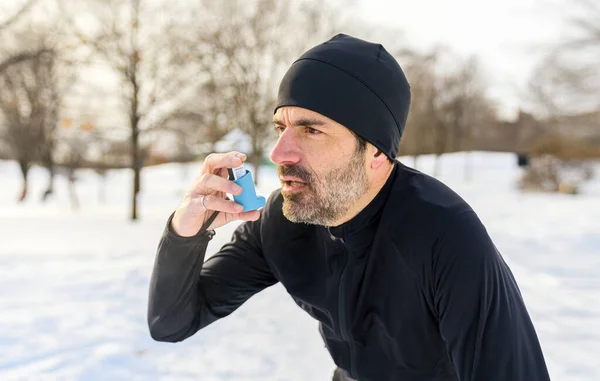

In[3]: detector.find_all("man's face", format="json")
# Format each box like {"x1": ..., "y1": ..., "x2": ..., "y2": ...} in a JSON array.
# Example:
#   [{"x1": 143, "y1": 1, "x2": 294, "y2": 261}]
[{"x1": 270, "y1": 106, "x2": 369, "y2": 226}]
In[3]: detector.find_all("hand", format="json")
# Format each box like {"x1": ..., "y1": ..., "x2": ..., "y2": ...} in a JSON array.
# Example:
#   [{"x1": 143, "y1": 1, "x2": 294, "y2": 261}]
[{"x1": 171, "y1": 151, "x2": 261, "y2": 237}]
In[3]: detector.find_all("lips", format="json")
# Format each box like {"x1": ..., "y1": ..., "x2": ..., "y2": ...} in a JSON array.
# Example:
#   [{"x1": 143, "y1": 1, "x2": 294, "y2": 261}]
[
  {"x1": 280, "y1": 177, "x2": 307, "y2": 186},
  {"x1": 285, "y1": 181, "x2": 305, "y2": 187},
  {"x1": 278, "y1": 165, "x2": 311, "y2": 191},
  {"x1": 280, "y1": 177, "x2": 308, "y2": 193}
]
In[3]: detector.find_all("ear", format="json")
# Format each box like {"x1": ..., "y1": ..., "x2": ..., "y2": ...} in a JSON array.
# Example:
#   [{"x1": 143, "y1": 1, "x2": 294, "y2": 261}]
[{"x1": 370, "y1": 147, "x2": 388, "y2": 170}]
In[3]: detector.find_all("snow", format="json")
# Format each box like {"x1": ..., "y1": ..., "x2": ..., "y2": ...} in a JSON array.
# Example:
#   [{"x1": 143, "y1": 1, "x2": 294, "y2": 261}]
[{"x1": 1, "y1": 152, "x2": 599, "y2": 381}]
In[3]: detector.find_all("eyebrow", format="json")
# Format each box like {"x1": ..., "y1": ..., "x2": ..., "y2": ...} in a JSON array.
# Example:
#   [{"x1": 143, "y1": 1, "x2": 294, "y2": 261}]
[{"x1": 272, "y1": 118, "x2": 327, "y2": 127}]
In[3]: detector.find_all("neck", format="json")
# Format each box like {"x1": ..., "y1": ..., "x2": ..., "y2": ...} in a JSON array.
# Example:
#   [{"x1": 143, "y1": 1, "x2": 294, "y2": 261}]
[{"x1": 329, "y1": 161, "x2": 395, "y2": 227}]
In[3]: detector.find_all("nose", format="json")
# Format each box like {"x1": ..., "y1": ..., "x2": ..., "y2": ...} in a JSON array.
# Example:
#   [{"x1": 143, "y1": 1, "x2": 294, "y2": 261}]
[{"x1": 269, "y1": 128, "x2": 301, "y2": 166}]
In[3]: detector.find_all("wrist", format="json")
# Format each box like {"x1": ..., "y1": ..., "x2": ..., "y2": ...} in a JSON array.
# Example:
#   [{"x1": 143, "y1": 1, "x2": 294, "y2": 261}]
[{"x1": 167, "y1": 211, "x2": 214, "y2": 241}]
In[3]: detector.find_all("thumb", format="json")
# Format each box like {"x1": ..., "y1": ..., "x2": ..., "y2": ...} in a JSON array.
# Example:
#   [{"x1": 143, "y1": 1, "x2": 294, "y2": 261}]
[{"x1": 234, "y1": 210, "x2": 261, "y2": 222}]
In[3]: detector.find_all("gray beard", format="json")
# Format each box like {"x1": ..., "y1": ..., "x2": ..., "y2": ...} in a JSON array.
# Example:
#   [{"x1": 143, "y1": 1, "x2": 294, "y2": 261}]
[{"x1": 281, "y1": 150, "x2": 368, "y2": 226}]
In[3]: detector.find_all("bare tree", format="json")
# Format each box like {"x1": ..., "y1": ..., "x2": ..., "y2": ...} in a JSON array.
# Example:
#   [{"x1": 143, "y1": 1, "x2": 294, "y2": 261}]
[
  {"x1": 58, "y1": 0, "x2": 201, "y2": 220},
  {"x1": 0, "y1": 0, "x2": 40, "y2": 32},
  {"x1": 522, "y1": 3, "x2": 600, "y2": 191},
  {"x1": 0, "y1": 49, "x2": 52, "y2": 74},
  {"x1": 54, "y1": 121, "x2": 101, "y2": 210},
  {"x1": 400, "y1": 50, "x2": 441, "y2": 169},
  {"x1": 159, "y1": 108, "x2": 230, "y2": 159},
  {"x1": 528, "y1": 0, "x2": 600, "y2": 118},
  {"x1": 414, "y1": 52, "x2": 494, "y2": 177},
  {"x1": 0, "y1": 48, "x2": 58, "y2": 201},
  {"x1": 526, "y1": 53, "x2": 590, "y2": 124},
  {"x1": 400, "y1": 49, "x2": 495, "y2": 178},
  {"x1": 437, "y1": 56, "x2": 496, "y2": 180},
  {"x1": 0, "y1": 0, "x2": 46, "y2": 74},
  {"x1": 182, "y1": 0, "x2": 350, "y2": 185},
  {"x1": 560, "y1": 0, "x2": 600, "y2": 100},
  {"x1": 0, "y1": 1, "x2": 81, "y2": 202}
]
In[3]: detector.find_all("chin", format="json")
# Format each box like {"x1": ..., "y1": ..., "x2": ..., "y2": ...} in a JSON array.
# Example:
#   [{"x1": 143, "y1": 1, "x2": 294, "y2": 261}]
[
  {"x1": 282, "y1": 200, "x2": 315, "y2": 225},
  {"x1": 282, "y1": 200, "x2": 339, "y2": 227}
]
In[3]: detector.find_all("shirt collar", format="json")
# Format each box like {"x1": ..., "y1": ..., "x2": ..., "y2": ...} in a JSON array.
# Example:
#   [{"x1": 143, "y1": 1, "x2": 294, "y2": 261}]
[{"x1": 327, "y1": 161, "x2": 398, "y2": 246}]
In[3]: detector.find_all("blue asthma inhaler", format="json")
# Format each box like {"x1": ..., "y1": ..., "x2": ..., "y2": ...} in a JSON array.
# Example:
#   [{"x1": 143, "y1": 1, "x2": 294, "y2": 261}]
[{"x1": 228, "y1": 164, "x2": 266, "y2": 212}]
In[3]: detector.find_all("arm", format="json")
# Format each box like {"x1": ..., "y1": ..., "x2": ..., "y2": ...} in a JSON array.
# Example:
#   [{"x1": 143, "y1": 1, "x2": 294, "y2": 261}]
[
  {"x1": 147, "y1": 210, "x2": 277, "y2": 343},
  {"x1": 433, "y1": 211, "x2": 551, "y2": 381},
  {"x1": 147, "y1": 151, "x2": 274, "y2": 342}
]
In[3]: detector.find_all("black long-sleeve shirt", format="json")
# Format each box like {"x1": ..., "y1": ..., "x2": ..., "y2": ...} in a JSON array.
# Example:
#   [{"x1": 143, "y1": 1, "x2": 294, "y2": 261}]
[{"x1": 148, "y1": 161, "x2": 551, "y2": 381}]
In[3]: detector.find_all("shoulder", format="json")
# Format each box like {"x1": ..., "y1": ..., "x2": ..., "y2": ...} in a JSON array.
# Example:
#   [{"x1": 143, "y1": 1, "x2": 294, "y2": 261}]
[
  {"x1": 381, "y1": 162, "x2": 496, "y2": 297},
  {"x1": 380, "y1": 162, "x2": 492, "y2": 269},
  {"x1": 382, "y1": 162, "x2": 475, "y2": 240}
]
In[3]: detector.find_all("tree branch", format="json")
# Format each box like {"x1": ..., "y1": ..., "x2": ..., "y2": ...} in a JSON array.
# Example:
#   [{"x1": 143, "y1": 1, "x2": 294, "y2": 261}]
[
  {"x1": 0, "y1": 0, "x2": 40, "y2": 32},
  {"x1": 0, "y1": 49, "x2": 51, "y2": 75}
]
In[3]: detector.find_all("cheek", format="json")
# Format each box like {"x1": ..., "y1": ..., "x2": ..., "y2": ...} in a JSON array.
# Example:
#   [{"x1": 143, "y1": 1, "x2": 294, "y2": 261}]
[
  {"x1": 309, "y1": 155, "x2": 348, "y2": 186},
  {"x1": 304, "y1": 150, "x2": 335, "y2": 173},
  {"x1": 300, "y1": 137, "x2": 355, "y2": 173}
]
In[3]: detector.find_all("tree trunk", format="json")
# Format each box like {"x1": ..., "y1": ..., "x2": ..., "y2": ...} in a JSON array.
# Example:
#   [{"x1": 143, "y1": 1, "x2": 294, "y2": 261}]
[
  {"x1": 131, "y1": 127, "x2": 140, "y2": 220},
  {"x1": 68, "y1": 169, "x2": 79, "y2": 210},
  {"x1": 41, "y1": 159, "x2": 54, "y2": 202},
  {"x1": 129, "y1": 0, "x2": 141, "y2": 221},
  {"x1": 17, "y1": 160, "x2": 29, "y2": 202},
  {"x1": 250, "y1": 130, "x2": 263, "y2": 186},
  {"x1": 433, "y1": 154, "x2": 442, "y2": 177},
  {"x1": 41, "y1": 97, "x2": 58, "y2": 203},
  {"x1": 251, "y1": 152, "x2": 261, "y2": 186},
  {"x1": 249, "y1": 120, "x2": 262, "y2": 186}
]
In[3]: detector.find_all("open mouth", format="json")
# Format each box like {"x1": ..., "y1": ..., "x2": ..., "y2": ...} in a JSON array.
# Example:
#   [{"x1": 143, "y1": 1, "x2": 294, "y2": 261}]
[
  {"x1": 281, "y1": 178, "x2": 309, "y2": 193},
  {"x1": 284, "y1": 180, "x2": 306, "y2": 187}
]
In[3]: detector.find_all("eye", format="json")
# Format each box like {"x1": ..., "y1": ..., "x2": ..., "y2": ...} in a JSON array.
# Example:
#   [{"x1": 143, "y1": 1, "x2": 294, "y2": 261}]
[
  {"x1": 274, "y1": 125, "x2": 285, "y2": 135},
  {"x1": 305, "y1": 126, "x2": 322, "y2": 135}
]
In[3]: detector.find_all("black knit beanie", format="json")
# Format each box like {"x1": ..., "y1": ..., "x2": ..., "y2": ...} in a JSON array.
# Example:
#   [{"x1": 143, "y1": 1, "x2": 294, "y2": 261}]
[{"x1": 274, "y1": 34, "x2": 411, "y2": 159}]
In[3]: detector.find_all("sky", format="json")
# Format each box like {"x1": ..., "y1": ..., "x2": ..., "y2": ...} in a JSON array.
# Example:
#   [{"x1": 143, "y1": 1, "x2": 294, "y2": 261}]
[
  {"x1": 0, "y1": 0, "x2": 574, "y2": 121},
  {"x1": 355, "y1": 0, "x2": 569, "y2": 119}
]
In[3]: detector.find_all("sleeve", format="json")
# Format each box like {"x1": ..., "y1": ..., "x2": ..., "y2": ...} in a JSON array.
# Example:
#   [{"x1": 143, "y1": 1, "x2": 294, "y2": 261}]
[
  {"x1": 432, "y1": 211, "x2": 551, "y2": 381},
  {"x1": 147, "y1": 211, "x2": 278, "y2": 343}
]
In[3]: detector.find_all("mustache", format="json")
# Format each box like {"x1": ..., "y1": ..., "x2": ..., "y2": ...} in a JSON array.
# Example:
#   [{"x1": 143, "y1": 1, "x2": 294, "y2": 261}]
[{"x1": 278, "y1": 165, "x2": 313, "y2": 183}]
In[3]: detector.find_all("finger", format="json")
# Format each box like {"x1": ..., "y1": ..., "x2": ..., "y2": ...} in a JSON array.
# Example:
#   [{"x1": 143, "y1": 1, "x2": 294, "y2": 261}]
[
  {"x1": 217, "y1": 167, "x2": 229, "y2": 180},
  {"x1": 238, "y1": 210, "x2": 261, "y2": 221},
  {"x1": 221, "y1": 209, "x2": 261, "y2": 226},
  {"x1": 192, "y1": 173, "x2": 243, "y2": 196},
  {"x1": 203, "y1": 152, "x2": 247, "y2": 174},
  {"x1": 193, "y1": 194, "x2": 244, "y2": 214}
]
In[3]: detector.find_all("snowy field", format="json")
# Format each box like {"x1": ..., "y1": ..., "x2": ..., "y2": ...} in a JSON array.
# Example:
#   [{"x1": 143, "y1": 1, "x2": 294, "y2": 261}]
[{"x1": 1, "y1": 152, "x2": 599, "y2": 381}]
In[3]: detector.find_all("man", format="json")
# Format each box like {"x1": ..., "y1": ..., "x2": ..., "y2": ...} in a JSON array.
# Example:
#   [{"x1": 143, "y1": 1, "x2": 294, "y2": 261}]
[{"x1": 148, "y1": 34, "x2": 551, "y2": 381}]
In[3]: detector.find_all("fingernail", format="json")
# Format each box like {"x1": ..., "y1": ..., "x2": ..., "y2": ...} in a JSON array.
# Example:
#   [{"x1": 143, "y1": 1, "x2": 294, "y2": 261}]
[
  {"x1": 235, "y1": 153, "x2": 246, "y2": 159},
  {"x1": 233, "y1": 185, "x2": 243, "y2": 194},
  {"x1": 235, "y1": 204, "x2": 244, "y2": 212}
]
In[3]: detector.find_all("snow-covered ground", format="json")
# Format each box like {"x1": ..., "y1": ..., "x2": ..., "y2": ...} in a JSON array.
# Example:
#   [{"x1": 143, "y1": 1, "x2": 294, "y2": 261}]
[{"x1": 1, "y1": 152, "x2": 599, "y2": 381}]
